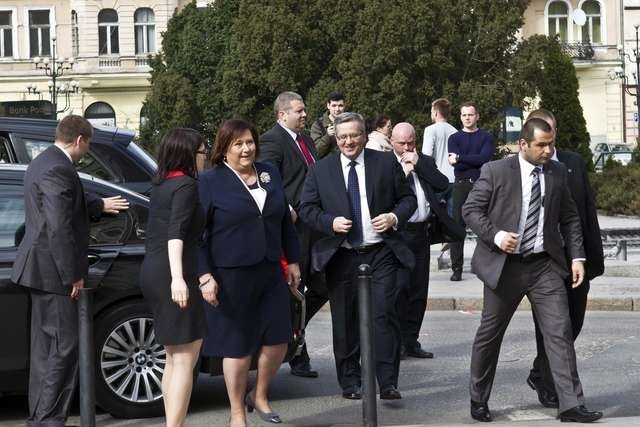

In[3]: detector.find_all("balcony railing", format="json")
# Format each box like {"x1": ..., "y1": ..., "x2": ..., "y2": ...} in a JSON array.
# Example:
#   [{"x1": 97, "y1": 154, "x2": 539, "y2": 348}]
[
  {"x1": 562, "y1": 43, "x2": 595, "y2": 60},
  {"x1": 99, "y1": 56, "x2": 122, "y2": 68}
]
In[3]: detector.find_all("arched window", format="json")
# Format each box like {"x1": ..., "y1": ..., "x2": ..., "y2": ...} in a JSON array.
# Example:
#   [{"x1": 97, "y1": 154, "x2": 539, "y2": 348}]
[
  {"x1": 71, "y1": 10, "x2": 78, "y2": 57},
  {"x1": 98, "y1": 9, "x2": 119, "y2": 55},
  {"x1": 134, "y1": 8, "x2": 155, "y2": 54},
  {"x1": 85, "y1": 102, "x2": 116, "y2": 127},
  {"x1": 547, "y1": 1, "x2": 569, "y2": 42},
  {"x1": 581, "y1": 0, "x2": 601, "y2": 44}
]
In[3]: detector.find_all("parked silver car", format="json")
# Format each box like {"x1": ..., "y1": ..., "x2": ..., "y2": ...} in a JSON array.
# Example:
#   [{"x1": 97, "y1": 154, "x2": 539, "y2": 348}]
[{"x1": 591, "y1": 142, "x2": 633, "y2": 170}]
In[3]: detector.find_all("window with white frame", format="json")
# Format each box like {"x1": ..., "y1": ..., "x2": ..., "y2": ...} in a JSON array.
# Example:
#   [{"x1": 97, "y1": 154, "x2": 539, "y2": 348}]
[
  {"x1": 548, "y1": 1, "x2": 569, "y2": 42},
  {"x1": 0, "y1": 11, "x2": 13, "y2": 57},
  {"x1": 134, "y1": 8, "x2": 155, "y2": 54},
  {"x1": 29, "y1": 10, "x2": 50, "y2": 57},
  {"x1": 98, "y1": 9, "x2": 119, "y2": 55},
  {"x1": 71, "y1": 10, "x2": 78, "y2": 57},
  {"x1": 581, "y1": 0, "x2": 601, "y2": 44}
]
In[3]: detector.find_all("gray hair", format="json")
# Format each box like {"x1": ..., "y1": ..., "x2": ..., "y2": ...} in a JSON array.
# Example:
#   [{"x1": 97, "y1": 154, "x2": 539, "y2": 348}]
[
  {"x1": 274, "y1": 91, "x2": 303, "y2": 117},
  {"x1": 333, "y1": 112, "x2": 366, "y2": 134}
]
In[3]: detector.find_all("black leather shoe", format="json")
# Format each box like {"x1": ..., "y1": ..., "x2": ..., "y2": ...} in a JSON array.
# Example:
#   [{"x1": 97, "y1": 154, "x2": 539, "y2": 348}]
[
  {"x1": 450, "y1": 270, "x2": 462, "y2": 281},
  {"x1": 380, "y1": 386, "x2": 402, "y2": 400},
  {"x1": 342, "y1": 386, "x2": 362, "y2": 400},
  {"x1": 406, "y1": 343, "x2": 434, "y2": 359},
  {"x1": 526, "y1": 375, "x2": 559, "y2": 408},
  {"x1": 290, "y1": 360, "x2": 318, "y2": 378},
  {"x1": 470, "y1": 400, "x2": 492, "y2": 422},
  {"x1": 559, "y1": 405, "x2": 603, "y2": 423}
]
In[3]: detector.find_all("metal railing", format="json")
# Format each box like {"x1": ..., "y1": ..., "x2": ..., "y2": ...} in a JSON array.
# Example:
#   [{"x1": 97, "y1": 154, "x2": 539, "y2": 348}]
[{"x1": 562, "y1": 42, "x2": 595, "y2": 60}]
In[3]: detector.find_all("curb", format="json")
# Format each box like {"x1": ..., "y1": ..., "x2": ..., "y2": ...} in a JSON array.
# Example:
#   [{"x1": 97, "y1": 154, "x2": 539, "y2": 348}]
[{"x1": 427, "y1": 297, "x2": 639, "y2": 312}]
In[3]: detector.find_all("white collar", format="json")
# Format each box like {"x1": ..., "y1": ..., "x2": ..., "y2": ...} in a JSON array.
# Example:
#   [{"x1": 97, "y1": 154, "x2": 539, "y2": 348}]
[
  {"x1": 340, "y1": 150, "x2": 365, "y2": 168},
  {"x1": 54, "y1": 144, "x2": 73, "y2": 163}
]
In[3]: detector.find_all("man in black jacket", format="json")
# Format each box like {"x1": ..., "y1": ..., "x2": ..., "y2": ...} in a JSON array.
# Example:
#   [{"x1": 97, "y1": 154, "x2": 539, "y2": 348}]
[{"x1": 524, "y1": 109, "x2": 605, "y2": 410}]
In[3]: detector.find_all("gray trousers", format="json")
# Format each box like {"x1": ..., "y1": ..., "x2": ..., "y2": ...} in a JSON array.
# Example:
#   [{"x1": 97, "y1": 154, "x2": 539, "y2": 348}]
[
  {"x1": 27, "y1": 289, "x2": 78, "y2": 427},
  {"x1": 469, "y1": 255, "x2": 585, "y2": 413}
]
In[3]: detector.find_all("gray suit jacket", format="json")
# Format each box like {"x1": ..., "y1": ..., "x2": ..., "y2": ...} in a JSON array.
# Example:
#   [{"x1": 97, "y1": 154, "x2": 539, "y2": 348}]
[
  {"x1": 462, "y1": 155, "x2": 584, "y2": 289},
  {"x1": 11, "y1": 145, "x2": 89, "y2": 295}
]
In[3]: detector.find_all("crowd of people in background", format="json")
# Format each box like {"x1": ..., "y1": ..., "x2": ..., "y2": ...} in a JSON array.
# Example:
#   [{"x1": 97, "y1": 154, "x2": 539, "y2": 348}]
[{"x1": 12, "y1": 89, "x2": 606, "y2": 426}]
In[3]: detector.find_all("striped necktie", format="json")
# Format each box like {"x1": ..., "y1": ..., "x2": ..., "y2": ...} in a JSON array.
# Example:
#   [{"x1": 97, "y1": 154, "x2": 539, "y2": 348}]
[{"x1": 520, "y1": 166, "x2": 542, "y2": 256}]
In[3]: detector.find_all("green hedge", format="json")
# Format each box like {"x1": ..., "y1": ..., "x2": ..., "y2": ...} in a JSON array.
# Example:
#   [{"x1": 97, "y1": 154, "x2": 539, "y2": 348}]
[{"x1": 590, "y1": 162, "x2": 640, "y2": 216}]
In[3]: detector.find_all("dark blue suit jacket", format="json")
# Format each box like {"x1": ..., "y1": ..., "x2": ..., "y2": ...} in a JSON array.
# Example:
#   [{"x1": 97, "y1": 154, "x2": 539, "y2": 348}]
[
  {"x1": 197, "y1": 161, "x2": 300, "y2": 276},
  {"x1": 299, "y1": 148, "x2": 417, "y2": 272}
]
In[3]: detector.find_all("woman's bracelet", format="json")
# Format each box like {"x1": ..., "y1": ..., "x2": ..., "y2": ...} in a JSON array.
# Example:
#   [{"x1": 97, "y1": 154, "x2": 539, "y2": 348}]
[{"x1": 198, "y1": 277, "x2": 212, "y2": 289}]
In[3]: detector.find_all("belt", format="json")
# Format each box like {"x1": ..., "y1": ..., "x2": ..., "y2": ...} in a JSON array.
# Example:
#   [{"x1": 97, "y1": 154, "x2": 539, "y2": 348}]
[
  {"x1": 455, "y1": 178, "x2": 476, "y2": 183},
  {"x1": 342, "y1": 241, "x2": 385, "y2": 255},
  {"x1": 506, "y1": 251, "x2": 549, "y2": 263},
  {"x1": 405, "y1": 221, "x2": 427, "y2": 231}
]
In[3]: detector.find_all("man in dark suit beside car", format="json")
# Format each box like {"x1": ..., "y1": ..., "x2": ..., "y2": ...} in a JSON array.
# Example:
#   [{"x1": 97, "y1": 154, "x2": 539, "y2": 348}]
[
  {"x1": 389, "y1": 122, "x2": 451, "y2": 359},
  {"x1": 300, "y1": 112, "x2": 416, "y2": 400},
  {"x1": 11, "y1": 115, "x2": 94, "y2": 427},
  {"x1": 259, "y1": 91, "x2": 326, "y2": 378},
  {"x1": 524, "y1": 109, "x2": 605, "y2": 410},
  {"x1": 462, "y1": 117, "x2": 602, "y2": 423}
]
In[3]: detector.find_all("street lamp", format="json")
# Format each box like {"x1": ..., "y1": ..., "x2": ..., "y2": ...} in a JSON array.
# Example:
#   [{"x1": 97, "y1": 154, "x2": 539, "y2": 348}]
[
  {"x1": 31, "y1": 35, "x2": 79, "y2": 116},
  {"x1": 609, "y1": 24, "x2": 640, "y2": 140}
]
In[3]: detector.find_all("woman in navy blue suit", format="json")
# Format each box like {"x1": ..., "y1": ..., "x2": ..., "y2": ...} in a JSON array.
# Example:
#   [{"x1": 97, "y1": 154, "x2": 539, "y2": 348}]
[{"x1": 198, "y1": 119, "x2": 301, "y2": 427}]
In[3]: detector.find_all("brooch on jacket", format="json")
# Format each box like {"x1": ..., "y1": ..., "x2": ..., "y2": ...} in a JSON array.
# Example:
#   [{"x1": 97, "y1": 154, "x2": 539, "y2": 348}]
[{"x1": 259, "y1": 172, "x2": 271, "y2": 184}]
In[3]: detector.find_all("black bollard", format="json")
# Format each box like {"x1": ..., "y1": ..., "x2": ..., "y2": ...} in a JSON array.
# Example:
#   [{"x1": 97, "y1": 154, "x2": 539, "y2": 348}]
[
  {"x1": 357, "y1": 264, "x2": 377, "y2": 427},
  {"x1": 78, "y1": 288, "x2": 96, "y2": 427}
]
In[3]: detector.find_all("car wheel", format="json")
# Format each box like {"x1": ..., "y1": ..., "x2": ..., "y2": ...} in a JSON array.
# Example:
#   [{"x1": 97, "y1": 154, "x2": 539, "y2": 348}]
[{"x1": 94, "y1": 300, "x2": 165, "y2": 418}]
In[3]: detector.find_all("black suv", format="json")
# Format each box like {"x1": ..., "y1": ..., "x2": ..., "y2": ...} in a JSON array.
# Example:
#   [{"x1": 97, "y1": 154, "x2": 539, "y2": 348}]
[
  {"x1": 0, "y1": 117, "x2": 157, "y2": 195},
  {"x1": 0, "y1": 165, "x2": 304, "y2": 418}
]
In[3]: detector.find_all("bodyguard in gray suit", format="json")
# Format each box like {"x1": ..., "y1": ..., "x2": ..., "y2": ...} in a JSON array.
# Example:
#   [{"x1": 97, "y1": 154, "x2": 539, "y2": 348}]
[
  {"x1": 11, "y1": 115, "x2": 93, "y2": 427},
  {"x1": 462, "y1": 118, "x2": 602, "y2": 423}
]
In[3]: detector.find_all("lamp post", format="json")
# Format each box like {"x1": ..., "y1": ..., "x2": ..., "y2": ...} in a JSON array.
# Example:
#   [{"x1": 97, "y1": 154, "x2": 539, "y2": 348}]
[
  {"x1": 30, "y1": 35, "x2": 79, "y2": 117},
  {"x1": 609, "y1": 24, "x2": 640, "y2": 140}
]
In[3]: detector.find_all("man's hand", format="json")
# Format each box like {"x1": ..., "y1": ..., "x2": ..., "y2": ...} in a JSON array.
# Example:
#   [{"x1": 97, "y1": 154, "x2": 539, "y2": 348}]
[
  {"x1": 102, "y1": 196, "x2": 130, "y2": 214},
  {"x1": 448, "y1": 153, "x2": 458, "y2": 165},
  {"x1": 499, "y1": 232, "x2": 520, "y2": 253},
  {"x1": 401, "y1": 161, "x2": 415, "y2": 176},
  {"x1": 571, "y1": 261, "x2": 585, "y2": 288},
  {"x1": 70, "y1": 278, "x2": 84, "y2": 300},
  {"x1": 327, "y1": 125, "x2": 335, "y2": 136},
  {"x1": 171, "y1": 277, "x2": 189, "y2": 309},
  {"x1": 401, "y1": 150, "x2": 418, "y2": 165},
  {"x1": 286, "y1": 262, "x2": 302, "y2": 290},
  {"x1": 333, "y1": 216, "x2": 353, "y2": 233},
  {"x1": 371, "y1": 213, "x2": 396, "y2": 233}
]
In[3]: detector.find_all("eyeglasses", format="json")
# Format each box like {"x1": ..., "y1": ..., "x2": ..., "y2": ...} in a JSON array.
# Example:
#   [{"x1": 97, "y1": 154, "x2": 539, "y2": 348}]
[{"x1": 336, "y1": 132, "x2": 363, "y2": 142}]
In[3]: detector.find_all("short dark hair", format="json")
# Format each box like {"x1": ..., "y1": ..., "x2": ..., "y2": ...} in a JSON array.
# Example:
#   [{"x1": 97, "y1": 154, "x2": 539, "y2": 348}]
[
  {"x1": 211, "y1": 119, "x2": 260, "y2": 164},
  {"x1": 55, "y1": 115, "x2": 93, "y2": 144},
  {"x1": 334, "y1": 112, "x2": 366, "y2": 134},
  {"x1": 526, "y1": 108, "x2": 557, "y2": 128},
  {"x1": 368, "y1": 113, "x2": 390, "y2": 133},
  {"x1": 519, "y1": 118, "x2": 552, "y2": 143},
  {"x1": 460, "y1": 101, "x2": 478, "y2": 114},
  {"x1": 431, "y1": 98, "x2": 451, "y2": 119},
  {"x1": 154, "y1": 128, "x2": 204, "y2": 183},
  {"x1": 326, "y1": 91, "x2": 345, "y2": 103}
]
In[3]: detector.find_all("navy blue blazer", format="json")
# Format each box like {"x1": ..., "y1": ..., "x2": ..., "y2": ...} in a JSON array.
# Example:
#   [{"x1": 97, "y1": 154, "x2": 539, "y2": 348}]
[
  {"x1": 197, "y1": 161, "x2": 301, "y2": 276},
  {"x1": 299, "y1": 148, "x2": 417, "y2": 273}
]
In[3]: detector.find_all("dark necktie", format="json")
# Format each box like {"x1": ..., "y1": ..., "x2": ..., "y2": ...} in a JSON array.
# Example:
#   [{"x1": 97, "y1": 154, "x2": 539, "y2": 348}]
[
  {"x1": 407, "y1": 171, "x2": 416, "y2": 193},
  {"x1": 520, "y1": 166, "x2": 542, "y2": 256},
  {"x1": 296, "y1": 134, "x2": 315, "y2": 166},
  {"x1": 347, "y1": 160, "x2": 363, "y2": 247}
]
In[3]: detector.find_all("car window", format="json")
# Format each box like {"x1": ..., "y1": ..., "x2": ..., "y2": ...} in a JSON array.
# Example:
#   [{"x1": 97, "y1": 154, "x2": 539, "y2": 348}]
[
  {"x1": 0, "y1": 136, "x2": 12, "y2": 163},
  {"x1": 594, "y1": 143, "x2": 608, "y2": 152},
  {"x1": 0, "y1": 184, "x2": 25, "y2": 248},
  {"x1": 23, "y1": 138, "x2": 51, "y2": 160},
  {"x1": 91, "y1": 143, "x2": 151, "y2": 182},
  {"x1": 85, "y1": 185, "x2": 148, "y2": 243},
  {"x1": 611, "y1": 145, "x2": 629, "y2": 152}
]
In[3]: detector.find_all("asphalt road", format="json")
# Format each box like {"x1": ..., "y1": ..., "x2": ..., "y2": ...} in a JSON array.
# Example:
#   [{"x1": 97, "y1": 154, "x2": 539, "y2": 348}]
[{"x1": 1, "y1": 310, "x2": 639, "y2": 426}]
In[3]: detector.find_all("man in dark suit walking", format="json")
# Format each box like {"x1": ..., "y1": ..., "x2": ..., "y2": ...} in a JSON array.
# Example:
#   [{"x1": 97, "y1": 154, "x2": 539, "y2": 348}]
[
  {"x1": 11, "y1": 115, "x2": 93, "y2": 427},
  {"x1": 300, "y1": 112, "x2": 416, "y2": 400},
  {"x1": 259, "y1": 91, "x2": 326, "y2": 378},
  {"x1": 524, "y1": 109, "x2": 605, "y2": 410},
  {"x1": 389, "y1": 122, "x2": 449, "y2": 359},
  {"x1": 463, "y1": 118, "x2": 602, "y2": 423}
]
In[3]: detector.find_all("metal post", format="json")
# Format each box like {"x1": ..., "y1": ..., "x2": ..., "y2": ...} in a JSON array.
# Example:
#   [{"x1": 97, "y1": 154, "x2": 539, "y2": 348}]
[
  {"x1": 617, "y1": 240, "x2": 628, "y2": 261},
  {"x1": 635, "y1": 25, "x2": 640, "y2": 138},
  {"x1": 357, "y1": 264, "x2": 377, "y2": 427},
  {"x1": 78, "y1": 288, "x2": 96, "y2": 427}
]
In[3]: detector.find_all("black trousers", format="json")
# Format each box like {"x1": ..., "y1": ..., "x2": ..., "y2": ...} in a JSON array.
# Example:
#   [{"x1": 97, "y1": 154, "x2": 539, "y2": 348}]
[
  {"x1": 530, "y1": 278, "x2": 590, "y2": 390},
  {"x1": 469, "y1": 255, "x2": 585, "y2": 413},
  {"x1": 325, "y1": 244, "x2": 401, "y2": 391},
  {"x1": 28, "y1": 289, "x2": 78, "y2": 427},
  {"x1": 450, "y1": 180, "x2": 474, "y2": 272},
  {"x1": 396, "y1": 222, "x2": 430, "y2": 346}
]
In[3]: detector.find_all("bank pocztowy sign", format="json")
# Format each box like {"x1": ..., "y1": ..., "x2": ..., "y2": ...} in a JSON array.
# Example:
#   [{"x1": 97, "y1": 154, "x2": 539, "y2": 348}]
[{"x1": 0, "y1": 101, "x2": 55, "y2": 119}]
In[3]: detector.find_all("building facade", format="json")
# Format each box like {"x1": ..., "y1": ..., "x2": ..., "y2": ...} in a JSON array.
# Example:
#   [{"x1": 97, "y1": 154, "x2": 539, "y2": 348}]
[
  {"x1": 0, "y1": 0, "x2": 195, "y2": 131},
  {"x1": 521, "y1": 0, "x2": 626, "y2": 145}
]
